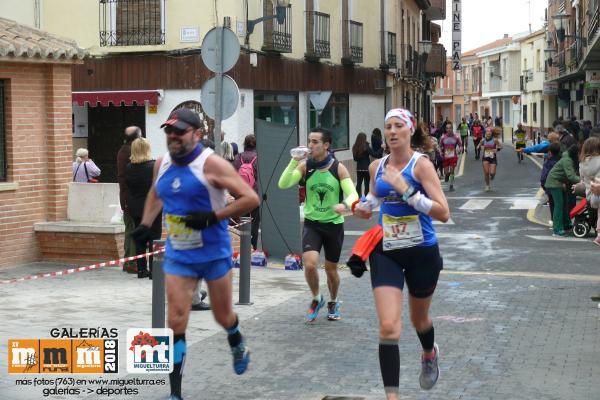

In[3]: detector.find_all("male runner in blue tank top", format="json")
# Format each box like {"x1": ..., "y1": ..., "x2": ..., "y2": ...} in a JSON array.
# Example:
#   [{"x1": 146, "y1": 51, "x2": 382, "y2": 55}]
[{"x1": 132, "y1": 109, "x2": 260, "y2": 400}]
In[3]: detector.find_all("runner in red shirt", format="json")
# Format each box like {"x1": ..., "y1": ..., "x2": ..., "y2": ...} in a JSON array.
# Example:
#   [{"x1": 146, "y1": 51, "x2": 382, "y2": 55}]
[
  {"x1": 440, "y1": 123, "x2": 462, "y2": 192},
  {"x1": 471, "y1": 119, "x2": 484, "y2": 160}
]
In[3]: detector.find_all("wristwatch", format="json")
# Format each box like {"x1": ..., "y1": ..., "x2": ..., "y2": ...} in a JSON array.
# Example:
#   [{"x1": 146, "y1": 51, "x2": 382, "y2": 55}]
[{"x1": 401, "y1": 185, "x2": 415, "y2": 202}]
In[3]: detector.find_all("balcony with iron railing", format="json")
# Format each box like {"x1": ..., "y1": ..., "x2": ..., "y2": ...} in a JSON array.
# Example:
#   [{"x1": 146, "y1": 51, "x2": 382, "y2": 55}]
[
  {"x1": 424, "y1": 0, "x2": 446, "y2": 21},
  {"x1": 398, "y1": 44, "x2": 422, "y2": 80},
  {"x1": 589, "y1": 0, "x2": 600, "y2": 39},
  {"x1": 489, "y1": 76, "x2": 502, "y2": 92},
  {"x1": 305, "y1": 11, "x2": 330, "y2": 60},
  {"x1": 262, "y1": 4, "x2": 292, "y2": 53},
  {"x1": 558, "y1": 51, "x2": 566, "y2": 75},
  {"x1": 383, "y1": 31, "x2": 397, "y2": 69},
  {"x1": 99, "y1": 0, "x2": 165, "y2": 47},
  {"x1": 434, "y1": 87, "x2": 453, "y2": 96},
  {"x1": 342, "y1": 20, "x2": 363, "y2": 65},
  {"x1": 424, "y1": 43, "x2": 446, "y2": 77}
]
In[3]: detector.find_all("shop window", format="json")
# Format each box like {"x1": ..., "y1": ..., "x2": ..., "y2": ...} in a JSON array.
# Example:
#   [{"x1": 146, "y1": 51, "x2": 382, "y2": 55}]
[
  {"x1": 309, "y1": 93, "x2": 349, "y2": 150},
  {"x1": 254, "y1": 93, "x2": 298, "y2": 127}
]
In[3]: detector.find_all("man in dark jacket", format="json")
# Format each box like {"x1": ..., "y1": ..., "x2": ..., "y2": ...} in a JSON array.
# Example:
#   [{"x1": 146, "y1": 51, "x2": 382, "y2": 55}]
[
  {"x1": 555, "y1": 124, "x2": 577, "y2": 152},
  {"x1": 117, "y1": 126, "x2": 141, "y2": 273}
]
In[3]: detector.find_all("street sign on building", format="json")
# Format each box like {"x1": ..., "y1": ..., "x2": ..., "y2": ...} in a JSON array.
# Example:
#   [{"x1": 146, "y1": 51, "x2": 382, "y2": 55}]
[
  {"x1": 543, "y1": 82, "x2": 558, "y2": 95},
  {"x1": 585, "y1": 70, "x2": 600, "y2": 89},
  {"x1": 452, "y1": 0, "x2": 461, "y2": 70}
]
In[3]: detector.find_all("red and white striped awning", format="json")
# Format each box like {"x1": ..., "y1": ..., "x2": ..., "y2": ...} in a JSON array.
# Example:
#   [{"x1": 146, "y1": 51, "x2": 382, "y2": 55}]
[{"x1": 72, "y1": 90, "x2": 161, "y2": 107}]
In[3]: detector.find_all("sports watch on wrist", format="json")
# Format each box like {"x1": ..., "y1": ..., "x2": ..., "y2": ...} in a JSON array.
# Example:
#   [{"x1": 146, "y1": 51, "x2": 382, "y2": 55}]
[{"x1": 401, "y1": 185, "x2": 415, "y2": 202}]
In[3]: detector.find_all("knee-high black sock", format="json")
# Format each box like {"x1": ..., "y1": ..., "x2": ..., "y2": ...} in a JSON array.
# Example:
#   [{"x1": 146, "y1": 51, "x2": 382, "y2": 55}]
[
  {"x1": 417, "y1": 326, "x2": 435, "y2": 352},
  {"x1": 379, "y1": 340, "x2": 399, "y2": 395},
  {"x1": 169, "y1": 333, "x2": 186, "y2": 399},
  {"x1": 226, "y1": 316, "x2": 242, "y2": 348}
]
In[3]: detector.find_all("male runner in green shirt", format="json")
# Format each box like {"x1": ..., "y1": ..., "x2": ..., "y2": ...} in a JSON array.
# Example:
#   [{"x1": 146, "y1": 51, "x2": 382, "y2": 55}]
[
  {"x1": 278, "y1": 127, "x2": 359, "y2": 322},
  {"x1": 514, "y1": 123, "x2": 527, "y2": 163},
  {"x1": 459, "y1": 117, "x2": 469, "y2": 154}
]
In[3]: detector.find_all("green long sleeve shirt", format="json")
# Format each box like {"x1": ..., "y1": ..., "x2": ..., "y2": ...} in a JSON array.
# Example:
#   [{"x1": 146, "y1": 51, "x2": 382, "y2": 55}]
[{"x1": 544, "y1": 152, "x2": 580, "y2": 189}]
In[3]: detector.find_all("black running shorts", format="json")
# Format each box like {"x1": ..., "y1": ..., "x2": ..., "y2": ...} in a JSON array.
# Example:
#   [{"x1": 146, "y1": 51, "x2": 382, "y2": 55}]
[
  {"x1": 369, "y1": 242, "x2": 443, "y2": 298},
  {"x1": 482, "y1": 156, "x2": 497, "y2": 164},
  {"x1": 302, "y1": 219, "x2": 344, "y2": 263}
]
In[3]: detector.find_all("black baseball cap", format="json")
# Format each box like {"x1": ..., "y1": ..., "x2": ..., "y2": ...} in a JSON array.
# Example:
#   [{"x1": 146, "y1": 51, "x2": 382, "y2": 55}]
[{"x1": 160, "y1": 108, "x2": 201, "y2": 130}]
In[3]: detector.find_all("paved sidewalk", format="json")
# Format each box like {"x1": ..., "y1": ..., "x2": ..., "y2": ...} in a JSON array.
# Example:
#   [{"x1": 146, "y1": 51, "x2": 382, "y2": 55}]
[{"x1": 1, "y1": 261, "x2": 599, "y2": 399}]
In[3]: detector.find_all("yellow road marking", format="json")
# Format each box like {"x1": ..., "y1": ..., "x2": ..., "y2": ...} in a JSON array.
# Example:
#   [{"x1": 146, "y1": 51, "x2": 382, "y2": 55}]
[
  {"x1": 442, "y1": 269, "x2": 600, "y2": 282},
  {"x1": 456, "y1": 152, "x2": 466, "y2": 177}
]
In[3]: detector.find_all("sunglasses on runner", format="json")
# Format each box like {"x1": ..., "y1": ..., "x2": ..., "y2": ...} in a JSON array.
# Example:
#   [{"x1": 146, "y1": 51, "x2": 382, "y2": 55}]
[{"x1": 164, "y1": 126, "x2": 190, "y2": 136}]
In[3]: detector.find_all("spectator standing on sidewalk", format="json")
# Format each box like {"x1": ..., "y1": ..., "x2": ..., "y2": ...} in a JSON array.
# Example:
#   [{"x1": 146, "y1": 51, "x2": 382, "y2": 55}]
[
  {"x1": 126, "y1": 137, "x2": 162, "y2": 279},
  {"x1": 371, "y1": 128, "x2": 384, "y2": 159},
  {"x1": 233, "y1": 134, "x2": 260, "y2": 250},
  {"x1": 72, "y1": 148, "x2": 101, "y2": 183},
  {"x1": 545, "y1": 144, "x2": 581, "y2": 236},
  {"x1": 353, "y1": 132, "x2": 377, "y2": 197},
  {"x1": 117, "y1": 126, "x2": 141, "y2": 273}
]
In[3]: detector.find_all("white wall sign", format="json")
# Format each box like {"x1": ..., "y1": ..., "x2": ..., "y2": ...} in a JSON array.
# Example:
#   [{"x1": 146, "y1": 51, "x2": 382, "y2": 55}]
[
  {"x1": 452, "y1": 0, "x2": 461, "y2": 70},
  {"x1": 585, "y1": 70, "x2": 600, "y2": 89},
  {"x1": 180, "y1": 27, "x2": 200, "y2": 43}
]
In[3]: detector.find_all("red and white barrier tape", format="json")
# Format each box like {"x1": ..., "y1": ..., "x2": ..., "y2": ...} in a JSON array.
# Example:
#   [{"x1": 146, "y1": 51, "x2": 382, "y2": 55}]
[
  {"x1": 228, "y1": 218, "x2": 253, "y2": 230},
  {"x1": 0, "y1": 248, "x2": 165, "y2": 285}
]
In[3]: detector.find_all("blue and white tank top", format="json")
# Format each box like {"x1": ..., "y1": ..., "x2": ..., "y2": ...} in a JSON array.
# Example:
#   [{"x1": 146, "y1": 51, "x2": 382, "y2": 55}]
[
  {"x1": 155, "y1": 148, "x2": 231, "y2": 264},
  {"x1": 482, "y1": 137, "x2": 497, "y2": 159},
  {"x1": 375, "y1": 152, "x2": 437, "y2": 249}
]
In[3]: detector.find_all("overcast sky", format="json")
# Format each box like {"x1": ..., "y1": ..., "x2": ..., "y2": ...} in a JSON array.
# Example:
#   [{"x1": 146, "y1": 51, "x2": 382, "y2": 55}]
[{"x1": 439, "y1": 0, "x2": 548, "y2": 53}]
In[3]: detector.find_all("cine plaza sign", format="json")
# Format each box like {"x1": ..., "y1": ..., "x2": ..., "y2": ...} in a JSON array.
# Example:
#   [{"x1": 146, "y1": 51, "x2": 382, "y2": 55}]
[{"x1": 452, "y1": 0, "x2": 462, "y2": 71}]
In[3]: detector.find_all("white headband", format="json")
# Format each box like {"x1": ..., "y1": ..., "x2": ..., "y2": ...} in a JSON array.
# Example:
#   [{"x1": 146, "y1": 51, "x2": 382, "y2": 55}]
[{"x1": 385, "y1": 108, "x2": 416, "y2": 134}]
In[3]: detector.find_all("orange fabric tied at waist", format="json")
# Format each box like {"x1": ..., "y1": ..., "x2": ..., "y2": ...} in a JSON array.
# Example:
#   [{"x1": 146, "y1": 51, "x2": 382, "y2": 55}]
[{"x1": 352, "y1": 224, "x2": 383, "y2": 261}]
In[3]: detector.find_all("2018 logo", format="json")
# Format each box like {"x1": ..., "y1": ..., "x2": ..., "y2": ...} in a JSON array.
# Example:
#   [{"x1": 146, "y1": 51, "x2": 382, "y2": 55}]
[
  {"x1": 126, "y1": 329, "x2": 173, "y2": 373},
  {"x1": 8, "y1": 339, "x2": 118, "y2": 374}
]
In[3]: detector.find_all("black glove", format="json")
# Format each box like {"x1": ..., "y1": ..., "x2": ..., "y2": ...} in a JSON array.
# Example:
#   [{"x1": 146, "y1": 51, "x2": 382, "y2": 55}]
[
  {"x1": 184, "y1": 210, "x2": 218, "y2": 230},
  {"x1": 131, "y1": 224, "x2": 153, "y2": 244},
  {"x1": 346, "y1": 255, "x2": 367, "y2": 278}
]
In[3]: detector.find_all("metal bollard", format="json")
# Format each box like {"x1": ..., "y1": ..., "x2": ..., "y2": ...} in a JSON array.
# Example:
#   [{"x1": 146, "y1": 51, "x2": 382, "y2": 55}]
[
  {"x1": 152, "y1": 240, "x2": 166, "y2": 328},
  {"x1": 236, "y1": 217, "x2": 253, "y2": 305}
]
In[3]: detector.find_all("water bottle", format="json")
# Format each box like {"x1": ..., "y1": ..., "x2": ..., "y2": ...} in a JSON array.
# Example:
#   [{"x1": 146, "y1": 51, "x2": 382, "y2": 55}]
[{"x1": 290, "y1": 146, "x2": 310, "y2": 159}]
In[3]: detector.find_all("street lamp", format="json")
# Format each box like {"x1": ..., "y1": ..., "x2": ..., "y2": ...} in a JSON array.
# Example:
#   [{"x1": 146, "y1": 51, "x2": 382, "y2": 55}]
[
  {"x1": 419, "y1": 40, "x2": 433, "y2": 70},
  {"x1": 247, "y1": 0, "x2": 291, "y2": 35},
  {"x1": 419, "y1": 40, "x2": 433, "y2": 57},
  {"x1": 551, "y1": 11, "x2": 570, "y2": 42}
]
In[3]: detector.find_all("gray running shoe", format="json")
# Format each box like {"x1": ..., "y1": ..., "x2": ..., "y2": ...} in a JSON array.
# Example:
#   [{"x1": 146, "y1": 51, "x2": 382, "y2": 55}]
[{"x1": 419, "y1": 343, "x2": 439, "y2": 390}]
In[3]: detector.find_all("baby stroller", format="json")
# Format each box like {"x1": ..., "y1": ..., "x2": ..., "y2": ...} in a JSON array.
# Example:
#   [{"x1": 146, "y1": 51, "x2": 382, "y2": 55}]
[{"x1": 570, "y1": 198, "x2": 598, "y2": 238}]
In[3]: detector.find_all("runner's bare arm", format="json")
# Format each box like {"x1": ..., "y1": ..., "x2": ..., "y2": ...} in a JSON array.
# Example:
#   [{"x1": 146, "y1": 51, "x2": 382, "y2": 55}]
[
  {"x1": 140, "y1": 156, "x2": 164, "y2": 227},
  {"x1": 204, "y1": 154, "x2": 260, "y2": 220},
  {"x1": 353, "y1": 159, "x2": 381, "y2": 219},
  {"x1": 413, "y1": 158, "x2": 450, "y2": 223}
]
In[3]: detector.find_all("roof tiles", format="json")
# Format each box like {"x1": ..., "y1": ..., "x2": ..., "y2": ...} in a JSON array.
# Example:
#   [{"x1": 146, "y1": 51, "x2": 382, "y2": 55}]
[{"x1": 0, "y1": 17, "x2": 86, "y2": 62}]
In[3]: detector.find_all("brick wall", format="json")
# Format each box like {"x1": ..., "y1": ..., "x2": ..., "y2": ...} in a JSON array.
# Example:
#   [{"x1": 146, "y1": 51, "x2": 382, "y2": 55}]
[
  {"x1": 36, "y1": 231, "x2": 124, "y2": 266},
  {"x1": 0, "y1": 62, "x2": 74, "y2": 268}
]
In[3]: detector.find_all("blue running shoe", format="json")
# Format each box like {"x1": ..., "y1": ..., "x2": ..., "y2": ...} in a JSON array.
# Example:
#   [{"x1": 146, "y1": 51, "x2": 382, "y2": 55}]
[
  {"x1": 327, "y1": 301, "x2": 341, "y2": 321},
  {"x1": 306, "y1": 295, "x2": 325, "y2": 322},
  {"x1": 231, "y1": 341, "x2": 250, "y2": 375}
]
